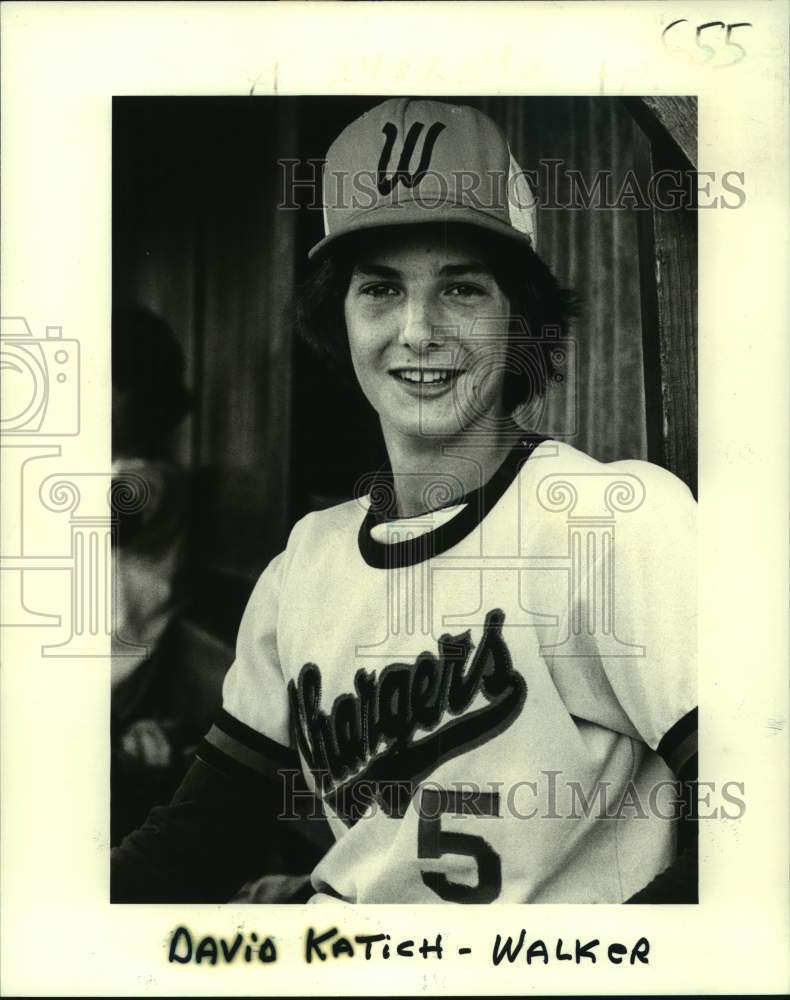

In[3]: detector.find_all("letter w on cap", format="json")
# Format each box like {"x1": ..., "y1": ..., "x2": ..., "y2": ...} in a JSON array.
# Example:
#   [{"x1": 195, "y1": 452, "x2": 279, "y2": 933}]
[{"x1": 377, "y1": 122, "x2": 446, "y2": 196}]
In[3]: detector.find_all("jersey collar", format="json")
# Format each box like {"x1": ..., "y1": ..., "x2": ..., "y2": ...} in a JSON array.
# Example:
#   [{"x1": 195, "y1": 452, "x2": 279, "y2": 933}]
[{"x1": 358, "y1": 435, "x2": 547, "y2": 569}]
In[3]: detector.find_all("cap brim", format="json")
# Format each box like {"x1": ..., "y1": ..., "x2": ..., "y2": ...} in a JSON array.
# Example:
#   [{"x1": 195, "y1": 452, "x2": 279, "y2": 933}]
[{"x1": 308, "y1": 203, "x2": 535, "y2": 260}]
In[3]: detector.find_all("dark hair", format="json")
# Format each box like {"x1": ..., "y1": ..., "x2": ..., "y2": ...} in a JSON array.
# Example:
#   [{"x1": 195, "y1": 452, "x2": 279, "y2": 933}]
[{"x1": 295, "y1": 223, "x2": 577, "y2": 413}]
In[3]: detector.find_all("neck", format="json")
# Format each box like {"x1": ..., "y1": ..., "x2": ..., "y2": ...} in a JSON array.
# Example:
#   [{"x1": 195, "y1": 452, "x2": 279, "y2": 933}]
[{"x1": 382, "y1": 420, "x2": 523, "y2": 518}]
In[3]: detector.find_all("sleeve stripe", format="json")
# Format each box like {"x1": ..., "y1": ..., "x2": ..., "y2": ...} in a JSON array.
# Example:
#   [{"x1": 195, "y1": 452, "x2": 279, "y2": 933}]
[
  {"x1": 213, "y1": 708, "x2": 298, "y2": 766},
  {"x1": 667, "y1": 731, "x2": 697, "y2": 776},
  {"x1": 657, "y1": 707, "x2": 698, "y2": 775},
  {"x1": 202, "y1": 722, "x2": 300, "y2": 781},
  {"x1": 677, "y1": 751, "x2": 697, "y2": 784},
  {"x1": 195, "y1": 739, "x2": 265, "y2": 783},
  {"x1": 196, "y1": 735, "x2": 299, "y2": 785}
]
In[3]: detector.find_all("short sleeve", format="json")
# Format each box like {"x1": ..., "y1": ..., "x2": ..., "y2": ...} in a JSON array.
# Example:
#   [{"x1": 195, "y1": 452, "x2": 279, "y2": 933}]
[
  {"x1": 544, "y1": 461, "x2": 697, "y2": 760},
  {"x1": 198, "y1": 549, "x2": 300, "y2": 781}
]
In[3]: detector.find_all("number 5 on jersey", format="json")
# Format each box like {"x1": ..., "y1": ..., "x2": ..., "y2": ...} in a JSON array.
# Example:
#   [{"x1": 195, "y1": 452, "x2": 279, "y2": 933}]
[{"x1": 417, "y1": 788, "x2": 502, "y2": 903}]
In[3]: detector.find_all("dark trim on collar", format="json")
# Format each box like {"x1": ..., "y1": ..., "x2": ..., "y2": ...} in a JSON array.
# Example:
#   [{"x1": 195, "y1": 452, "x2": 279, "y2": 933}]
[{"x1": 358, "y1": 435, "x2": 547, "y2": 569}]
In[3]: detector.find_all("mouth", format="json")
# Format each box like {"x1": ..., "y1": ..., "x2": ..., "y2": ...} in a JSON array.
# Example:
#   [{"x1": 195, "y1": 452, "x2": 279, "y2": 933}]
[{"x1": 390, "y1": 368, "x2": 464, "y2": 389}]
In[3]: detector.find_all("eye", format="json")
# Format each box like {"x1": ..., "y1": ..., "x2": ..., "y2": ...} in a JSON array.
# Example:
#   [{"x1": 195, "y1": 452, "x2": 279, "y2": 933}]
[
  {"x1": 445, "y1": 283, "x2": 486, "y2": 299},
  {"x1": 359, "y1": 282, "x2": 400, "y2": 299}
]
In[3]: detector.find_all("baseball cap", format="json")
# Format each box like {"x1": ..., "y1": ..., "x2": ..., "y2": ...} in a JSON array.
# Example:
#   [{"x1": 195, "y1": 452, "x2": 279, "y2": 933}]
[{"x1": 309, "y1": 98, "x2": 537, "y2": 259}]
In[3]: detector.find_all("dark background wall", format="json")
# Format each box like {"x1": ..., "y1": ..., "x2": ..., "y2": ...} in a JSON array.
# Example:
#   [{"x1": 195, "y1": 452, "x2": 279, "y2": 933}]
[{"x1": 113, "y1": 95, "x2": 688, "y2": 643}]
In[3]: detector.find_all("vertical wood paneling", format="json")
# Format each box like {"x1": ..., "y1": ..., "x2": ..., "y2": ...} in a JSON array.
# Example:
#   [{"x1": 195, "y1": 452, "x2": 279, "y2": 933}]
[
  {"x1": 481, "y1": 97, "x2": 647, "y2": 464},
  {"x1": 631, "y1": 107, "x2": 698, "y2": 495},
  {"x1": 194, "y1": 103, "x2": 299, "y2": 579},
  {"x1": 113, "y1": 99, "x2": 299, "y2": 603}
]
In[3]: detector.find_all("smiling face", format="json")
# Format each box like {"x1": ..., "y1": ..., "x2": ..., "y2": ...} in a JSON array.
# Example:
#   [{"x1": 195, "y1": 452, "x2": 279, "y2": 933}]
[{"x1": 343, "y1": 227, "x2": 513, "y2": 445}]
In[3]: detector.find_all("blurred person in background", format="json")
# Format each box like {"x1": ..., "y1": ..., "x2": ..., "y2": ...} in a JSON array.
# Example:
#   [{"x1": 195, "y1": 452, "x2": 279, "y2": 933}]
[{"x1": 111, "y1": 306, "x2": 193, "y2": 843}]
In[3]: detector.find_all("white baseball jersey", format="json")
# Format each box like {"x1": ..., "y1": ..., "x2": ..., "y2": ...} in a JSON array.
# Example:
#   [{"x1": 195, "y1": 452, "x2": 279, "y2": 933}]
[{"x1": 199, "y1": 439, "x2": 697, "y2": 903}]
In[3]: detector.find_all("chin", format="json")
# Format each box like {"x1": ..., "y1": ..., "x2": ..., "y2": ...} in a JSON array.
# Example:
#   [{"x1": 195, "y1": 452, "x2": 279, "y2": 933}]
[
  {"x1": 389, "y1": 411, "x2": 469, "y2": 443},
  {"x1": 381, "y1": 395, "x2": 508, "y2": 444}
]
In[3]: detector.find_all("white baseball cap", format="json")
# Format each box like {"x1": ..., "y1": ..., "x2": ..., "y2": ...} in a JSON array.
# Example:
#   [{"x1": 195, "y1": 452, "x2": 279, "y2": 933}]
[{"x1": 309, "y1": 98, "x2": 537, "y2": 259}]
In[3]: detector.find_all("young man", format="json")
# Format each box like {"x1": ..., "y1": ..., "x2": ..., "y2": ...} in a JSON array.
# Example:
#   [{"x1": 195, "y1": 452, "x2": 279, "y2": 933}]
[{"x1": 112, "y1": 98, "x2": 697, "y2": 904}]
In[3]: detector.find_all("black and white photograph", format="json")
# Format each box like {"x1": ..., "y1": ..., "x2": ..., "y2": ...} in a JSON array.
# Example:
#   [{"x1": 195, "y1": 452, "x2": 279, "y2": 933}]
[
  {"x1": 1, "y1": 2, "x2": 787, "y2": 996},
  {"x1": 110, "y1": 95, "x2": 699, "y2": 907}
]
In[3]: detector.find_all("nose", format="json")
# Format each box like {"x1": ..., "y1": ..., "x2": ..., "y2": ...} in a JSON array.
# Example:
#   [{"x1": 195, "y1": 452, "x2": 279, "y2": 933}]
[{"x1": 397, "y1": 292, "x2": 444, "y2": 354}]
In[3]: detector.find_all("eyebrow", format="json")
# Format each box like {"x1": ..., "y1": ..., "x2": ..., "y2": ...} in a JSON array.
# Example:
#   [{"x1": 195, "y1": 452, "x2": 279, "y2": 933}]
[{"x1": 354, "y1": 261, "x2": 492, "y2": 278}]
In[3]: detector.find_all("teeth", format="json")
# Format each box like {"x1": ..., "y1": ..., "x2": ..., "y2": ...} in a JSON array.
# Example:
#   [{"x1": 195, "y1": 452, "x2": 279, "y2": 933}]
[{"x1": 398, "y1": 369, "x2": 456, "y2": 384}]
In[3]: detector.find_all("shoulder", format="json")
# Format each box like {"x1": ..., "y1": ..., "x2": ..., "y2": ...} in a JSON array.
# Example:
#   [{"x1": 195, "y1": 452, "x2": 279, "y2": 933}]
[
  {"x1": 246, "y1": 497, "x2": 365, "y2": 599},
  {"x1": 518, "y1": 441, "x2": 695, "y2": 560},
  {"x1": 286, "y1": 496, "x2": 366, "y2": 549},
  {"x1": 526, "y1": 439, "x2": 695, "y2": 515}
]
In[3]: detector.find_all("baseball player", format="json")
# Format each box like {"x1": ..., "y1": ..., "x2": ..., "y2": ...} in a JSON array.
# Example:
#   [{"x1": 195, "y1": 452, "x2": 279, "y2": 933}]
[{"x1": 112, "y1": 99, "x2": 697, "y2": 904}]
